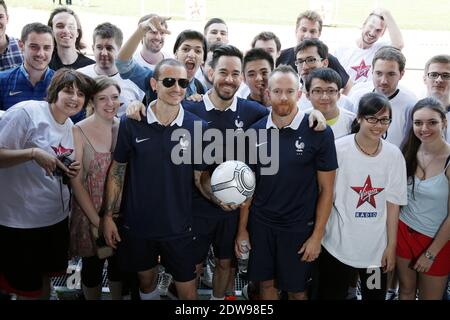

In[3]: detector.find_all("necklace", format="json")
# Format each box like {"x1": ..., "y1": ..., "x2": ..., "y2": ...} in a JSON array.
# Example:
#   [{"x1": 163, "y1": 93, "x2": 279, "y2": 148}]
[
  {"x1": 354, "y1": 134, "x2": 380, "y2": 156},
  {"x1": 418, "y1": 151, "x2": 435, "y2": 173},
  {"x1": 418, "y1": 149, "x2": 444, "y2": 178}
]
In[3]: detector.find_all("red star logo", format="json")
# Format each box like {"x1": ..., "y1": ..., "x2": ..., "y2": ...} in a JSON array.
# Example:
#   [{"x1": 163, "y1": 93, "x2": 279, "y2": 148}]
[
  {"x1": 351, "y1": 59, "x2": 371, "y2": 81},
  {"x1": 351, "y1": 175, "x2": 384, "y2": 209},
  {"x1": 51, "y1": 144, "x2": 73, "y2": 157}
]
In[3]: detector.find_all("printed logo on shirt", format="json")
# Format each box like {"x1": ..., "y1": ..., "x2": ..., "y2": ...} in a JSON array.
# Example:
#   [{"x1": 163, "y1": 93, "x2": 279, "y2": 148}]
[
  {"x1": 235, "y1": 118, "x2": 244, "y2": 133},
  {"x1": 51, "y1": 144, "x2": 73, "y2": 157},
  {"x1": 135, "y1": 137, "x2": 150, "y2": 143},
  {"x1": 351, "y1": 175, "x2": 384, "y2": 209},
  {"x1": 354, "y1": 212, "x2": 378, "y2": 218},
  {"x1": 255, "y1": 141, "x2": 268, "y2": 148},
  {"x1": 351, "y1": 59, "x2": 371, "y2": 81},
  {"x1": 8, "y1": 90, "x2": 23, "y2": 96},
  {"x1": 295, "y1": 137, "x2": 304, "y2": 155},
  {"x1": 179, "y1": 135, "x2": 189, "y2": 153}
]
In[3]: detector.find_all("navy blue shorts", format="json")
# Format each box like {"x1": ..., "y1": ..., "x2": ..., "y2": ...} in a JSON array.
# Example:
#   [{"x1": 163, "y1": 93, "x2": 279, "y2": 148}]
[
  {"x1": 192, "y1": 213, "x2": 239, "y2": 264},
  {"x1": 247, "y1": 217, "x2": 314, "y2": 293},
  {"x1": 117, "y1": 228, "x2": 197, "y2": 283},
  {"x1": 0, "y1": 218, "x2": 69, "y2": 297}
]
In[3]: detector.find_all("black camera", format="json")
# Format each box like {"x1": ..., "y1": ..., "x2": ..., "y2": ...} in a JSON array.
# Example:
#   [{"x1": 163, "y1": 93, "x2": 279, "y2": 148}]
[{"x1": 54, "y1": 155, "x2": 74, "y2": 184}]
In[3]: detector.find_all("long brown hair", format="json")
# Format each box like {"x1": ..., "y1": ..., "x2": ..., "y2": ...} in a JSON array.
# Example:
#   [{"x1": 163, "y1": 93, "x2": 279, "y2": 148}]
[{"x1": 402, "y1": 97, "x2": 446, "y2": 196}]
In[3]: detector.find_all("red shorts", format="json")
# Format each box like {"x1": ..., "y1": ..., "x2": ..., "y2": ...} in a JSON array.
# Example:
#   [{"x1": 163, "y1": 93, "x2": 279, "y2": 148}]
[{"x1": 397, "y1": 220, "x2": 450, "y2": 276}]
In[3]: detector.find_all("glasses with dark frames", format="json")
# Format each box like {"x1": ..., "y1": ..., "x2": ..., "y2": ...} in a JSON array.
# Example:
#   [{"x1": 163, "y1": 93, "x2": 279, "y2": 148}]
[
  {"x1": 294, "y1": 56, "x2": 323, "y2": 67},
  {"x1": 427, "y1": 72, "x2": 450, "y2": 80},
  {"x1": 363, "y1": 116, "x2": 392, "y2": 125}
]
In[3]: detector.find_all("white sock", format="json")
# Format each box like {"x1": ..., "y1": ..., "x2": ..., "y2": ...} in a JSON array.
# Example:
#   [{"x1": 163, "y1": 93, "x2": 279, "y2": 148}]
[
  {"x1": 210, "y1": 293, "x2": 225, "y2": 300},
  {"x1": 139, "y1": 288, "x2": 161, "y2": 300}
]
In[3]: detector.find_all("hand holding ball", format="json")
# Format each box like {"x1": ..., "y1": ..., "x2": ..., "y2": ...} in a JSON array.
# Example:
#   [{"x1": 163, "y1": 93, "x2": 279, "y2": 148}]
[{"x1": 211, "y1": 160, "x2": 255, "y2": 206}]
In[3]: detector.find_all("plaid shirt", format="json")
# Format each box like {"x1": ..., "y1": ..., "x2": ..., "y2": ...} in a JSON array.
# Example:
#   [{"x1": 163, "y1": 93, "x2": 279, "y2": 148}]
[{"x1": 0, "y1": 36, "x2": 23, "y2": 72}]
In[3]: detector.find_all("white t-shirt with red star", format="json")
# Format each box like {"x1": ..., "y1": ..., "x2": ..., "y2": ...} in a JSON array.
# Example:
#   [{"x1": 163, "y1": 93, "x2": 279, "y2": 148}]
[
  {"x1": 334, "y1": 41, "x2": 388, "y2": 85},
  {"x1": 322, "y1": 134, "x2": 407, "y2": 268},
  {"x1": 0, "y1": 100, "x2": 74, "y2": 228}
]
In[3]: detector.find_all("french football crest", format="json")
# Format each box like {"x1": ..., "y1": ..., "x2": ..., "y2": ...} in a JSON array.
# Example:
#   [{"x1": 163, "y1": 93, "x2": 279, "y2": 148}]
[
  {"x1": 295, "y1": 138, "x2": 304, "y2": 155},
  {"x1": 179, "y1": 135, "x2": 189, "y2": 151},
  {"x1": 235, "y1": 119, "x2": 244, "y2": 133}
]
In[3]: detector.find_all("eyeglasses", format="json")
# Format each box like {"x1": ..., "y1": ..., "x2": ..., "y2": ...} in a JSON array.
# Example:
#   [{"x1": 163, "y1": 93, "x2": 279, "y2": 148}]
[
  {"x1": 427, "y1": 72, "x2": 450, "y2": 80},
  {"x1": 364, "y1": 116, "x2": 392, "y2": 125},
  {"x1": 157, "y1": 78, "x2": 190, "y2": 89},
  {"x1": 294, "y1": 56, "x2": 322, "y2": 67},
  {"x1": 310, "y1": 88, "x2": 339, "y2": 97}
]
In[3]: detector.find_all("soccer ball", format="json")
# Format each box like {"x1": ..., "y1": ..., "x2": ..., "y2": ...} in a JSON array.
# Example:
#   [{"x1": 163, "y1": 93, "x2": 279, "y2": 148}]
[{"x1": 211, "y1": 160, "x2": 255, "y2": 205}]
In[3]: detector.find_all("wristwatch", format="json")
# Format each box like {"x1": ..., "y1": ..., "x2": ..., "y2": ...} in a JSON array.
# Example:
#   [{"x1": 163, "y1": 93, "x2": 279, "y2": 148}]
[{"x1": 424, "y1": 250, "x2": 435, "y2": 261}]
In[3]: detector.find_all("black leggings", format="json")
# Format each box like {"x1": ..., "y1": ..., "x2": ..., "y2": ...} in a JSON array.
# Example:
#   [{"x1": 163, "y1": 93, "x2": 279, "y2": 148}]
[
  {"x1": 81, "y1": 255, "x2": 121, "y2": 288},
  {"x1": 318, "y1": 247, "x2": 387, "y2": 300}
]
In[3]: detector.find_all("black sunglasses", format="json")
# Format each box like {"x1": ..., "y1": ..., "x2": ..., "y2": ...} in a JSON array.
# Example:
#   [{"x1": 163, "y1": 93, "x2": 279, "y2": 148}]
[{"x1": 157, "y1": 78, "x2": 190, "y2": 89}]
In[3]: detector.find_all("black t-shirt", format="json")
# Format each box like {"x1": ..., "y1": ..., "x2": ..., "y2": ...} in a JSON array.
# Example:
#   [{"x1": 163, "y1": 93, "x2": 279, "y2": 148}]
[
  {"x1": 49, "y1": 51, "x2": 95, "y2": 71},
  {"x1": 276, "y1": 46, "x2": 350, "y2": 87}
]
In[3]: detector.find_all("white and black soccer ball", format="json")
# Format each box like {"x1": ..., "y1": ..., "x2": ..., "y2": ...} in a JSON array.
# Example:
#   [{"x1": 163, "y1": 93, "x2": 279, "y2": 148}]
[{"x1": 211, "y1": 160, "x2": 255, "y2": 205}]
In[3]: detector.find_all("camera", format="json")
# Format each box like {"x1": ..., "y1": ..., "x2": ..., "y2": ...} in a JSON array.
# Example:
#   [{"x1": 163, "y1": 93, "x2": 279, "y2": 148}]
[{"x1": 54, "y1": 155, "x2": 74, "y2": 184}]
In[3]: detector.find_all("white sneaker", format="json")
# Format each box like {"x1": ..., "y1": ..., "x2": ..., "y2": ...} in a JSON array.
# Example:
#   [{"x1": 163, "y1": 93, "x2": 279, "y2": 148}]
[{"x1": 157, "y1": 272, "x2": 173, "y2": 296}]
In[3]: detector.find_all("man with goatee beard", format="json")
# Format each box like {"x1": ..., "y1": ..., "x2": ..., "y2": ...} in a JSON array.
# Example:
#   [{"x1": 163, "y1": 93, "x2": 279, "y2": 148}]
[
  {"x1": 183, "y1": 45, "x2": 327, "y2": 300},
  {"x1": 236, "y1": 65, "x2": 337, "y2": 300},
  {"x1": 183, "y1": 44, "x2": 269, "y2": 300}
]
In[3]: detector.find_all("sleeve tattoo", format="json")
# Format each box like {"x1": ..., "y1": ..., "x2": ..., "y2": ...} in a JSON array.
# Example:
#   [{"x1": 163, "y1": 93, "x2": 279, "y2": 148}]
[{"x1": 104, "y1": 161, "x2": 127, "y2": 215}]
